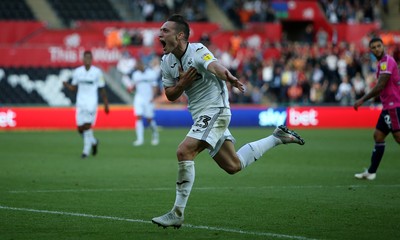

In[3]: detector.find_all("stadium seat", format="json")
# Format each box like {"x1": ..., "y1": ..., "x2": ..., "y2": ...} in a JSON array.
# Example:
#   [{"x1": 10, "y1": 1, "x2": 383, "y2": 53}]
[
  {"x1": 0, "y1": 67, "x2": 124, "y2": 106},
  {"x1": 0, "y1": 0, "x2": 35, "y2": 20},
  {"x1": 47, "y1": 0, "x2": 121, "y2": 27}
]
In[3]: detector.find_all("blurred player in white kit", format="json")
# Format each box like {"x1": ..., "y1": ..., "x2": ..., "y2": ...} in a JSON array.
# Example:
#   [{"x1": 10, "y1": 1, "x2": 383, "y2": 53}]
[
  {"x1": 63, "y1": 50, "x2": 109, "y2": 158},
  {"x1": 128, "y1": 58, "x2": 159, "y2": 146}
]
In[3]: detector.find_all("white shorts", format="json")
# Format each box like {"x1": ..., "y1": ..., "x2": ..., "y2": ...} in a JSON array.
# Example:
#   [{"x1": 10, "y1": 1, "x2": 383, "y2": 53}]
[
  {"x1": 76, "y1": 106, "x2": 97, "y2": 126},
  {"x1": 187, "y1": 108, "x2": 235, "y2": 157},
  {"x1": 134, "y1": 98, "x2": 154, "y2": 118}
]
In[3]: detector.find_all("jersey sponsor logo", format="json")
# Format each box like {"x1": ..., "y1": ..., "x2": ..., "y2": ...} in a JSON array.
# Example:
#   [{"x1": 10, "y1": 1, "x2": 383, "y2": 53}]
[
  {"x1": 170, "y1": 62, "x2": 177, "y2": 68},
  {"x1": 195, "y1": 47, "x2": 204, "y2": 52},
  {"x1": 202, "y1": 53, "x2": 212, "y2": 61},
  {"x1": 80, "y1": 80, "x2": 95, "y2": 84},
  {"x1": 380, "y1": 62, "x2": 387, "y2": 71}
]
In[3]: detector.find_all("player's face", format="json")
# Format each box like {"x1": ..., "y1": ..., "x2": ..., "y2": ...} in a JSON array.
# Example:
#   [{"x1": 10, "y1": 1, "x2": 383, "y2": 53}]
[
  {"x1": 136, "y1": 60, "x2": 144, "y2": 71},
  {"x1": 370, "y1": 41, "x2": 384, "y2": 59},
  {"x1": 159, "y1": 21, "x2": 180, "y2": 54},
  {"x1": 83, "y1": 53, "x2": 92, "y2": 66}
]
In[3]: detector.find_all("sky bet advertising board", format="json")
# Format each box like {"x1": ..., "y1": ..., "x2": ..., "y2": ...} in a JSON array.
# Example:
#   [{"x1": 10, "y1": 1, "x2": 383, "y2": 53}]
[{"x1": 0, "y1": 106, "x2": 381, "y2": 130}]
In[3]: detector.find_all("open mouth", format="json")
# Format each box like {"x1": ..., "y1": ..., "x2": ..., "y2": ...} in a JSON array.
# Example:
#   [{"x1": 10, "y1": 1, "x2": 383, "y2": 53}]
[{"x1": 160, "y1": 40, "x2": 166, "y2": 49}]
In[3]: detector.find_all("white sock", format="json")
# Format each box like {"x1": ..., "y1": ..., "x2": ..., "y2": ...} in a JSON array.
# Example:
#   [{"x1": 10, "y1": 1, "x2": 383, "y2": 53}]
[
  {"x1": 82, "y1": 130, "x2": 92, "y2": 155},
  {"x1": 150, "y1": 120, "x2": 159, "y2": 139},
  {"x1": 86, "y1": 129, "x2": 97, "y2": 144},
  {"x1": 135, "y1": 119, "x2": 144, "y2": 142},
  {"x1": 237, "y1": 135, "x2": 282, "y2": 169},
  {"x1": 173, "y1": 161, "x2": 195, "y2": 217}
]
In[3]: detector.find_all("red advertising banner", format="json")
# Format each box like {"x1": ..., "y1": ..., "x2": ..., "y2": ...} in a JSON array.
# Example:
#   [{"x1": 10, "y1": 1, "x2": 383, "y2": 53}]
[
  {"x1": 0, "y1": 21, "x2": 46, "y2": 44},
  {"x1": 0, "y1": 46, "x2": 137, "y2": 70},
  {"x1": 0, "y1": 106, "x2": 134, "y2": 130},
  {"x1": 287, "y1": 106, "x2": 381, "y2": 128}
]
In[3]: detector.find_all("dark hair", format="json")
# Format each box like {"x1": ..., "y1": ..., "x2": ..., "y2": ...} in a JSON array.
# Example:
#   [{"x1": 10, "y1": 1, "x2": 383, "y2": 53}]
[
  {"x1": 167, "y1": 14, "x2": 190, "y2": 41},
  {"x1": 83, "y1": 50, "x2": 92, "y2": 56},
  {"x1": 369, "y1": 37, "x2": 383, "y2": 47}
]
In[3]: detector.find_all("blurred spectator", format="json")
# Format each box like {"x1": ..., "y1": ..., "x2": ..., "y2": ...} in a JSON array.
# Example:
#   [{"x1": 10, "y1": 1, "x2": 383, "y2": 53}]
[
  {"x1": 199, "y1": 33, "x2": 211, "y2": 47},
  {"x1": 106, "y1": 27, "x2": 122, "y2": 48},
  {"x1": 310, "y1": 81, "x2": 325, "y2": 104},
  {"x1": 141, "y1": 0, "x2": 155, "y2": 22},
  {"x1": 129, "y1": 30, "x2": 143, "y2": 46},
  {"x1": 316, "y1": 28, "x2": 328, "y2": 48},
  {"x1": 229, "y1": 32, "x2": 243, "y2": 56},
  {"x1": 153, "y1": 0, "x2": 171, "y2": 21},
  {"x1": 335, "y1": 75, "x2": 354, "y2": 105},
  {"x1": 351, "y1": 72, "x2": 366, "y2": 99},
  {"x1": 303, "y1": 24, "x2": 314, "y2": 45},
  {"x1": 324, "y1": 81, "x2": 339, "y2": 103}
]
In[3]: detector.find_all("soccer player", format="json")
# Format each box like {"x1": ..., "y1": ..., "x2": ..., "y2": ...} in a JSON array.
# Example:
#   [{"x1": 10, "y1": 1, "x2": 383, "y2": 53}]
[
  {"x1": 151, "y1": 14, "x2": 305, "y2": 229},
  {"x1": 63, "y1": 50, "x2": 110, "y2": 158},
  {"x1": 129, "y1": 58, "x2": 159, "y2": 146},
  {"x1": 353, "y1": 37, "x2": 400, "y2": 180}
]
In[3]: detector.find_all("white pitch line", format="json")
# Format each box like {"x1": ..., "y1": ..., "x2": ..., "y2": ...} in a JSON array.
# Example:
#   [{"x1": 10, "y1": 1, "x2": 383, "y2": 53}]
[
  {"x1": 7, "y1": 184, "x2": 400, "y2": 194},
  {"x1": 0, "y1": 205, "x2": 317, "y2": 240}
]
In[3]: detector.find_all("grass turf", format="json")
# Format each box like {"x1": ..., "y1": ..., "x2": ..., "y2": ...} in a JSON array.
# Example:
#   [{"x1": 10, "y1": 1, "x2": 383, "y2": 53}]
[{"x1": 0, "y1": 128, "x2": 399, "y2": 240}]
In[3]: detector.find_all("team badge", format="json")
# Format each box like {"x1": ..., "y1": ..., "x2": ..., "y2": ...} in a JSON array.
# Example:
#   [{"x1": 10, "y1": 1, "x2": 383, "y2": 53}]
[
  {"x1": 187, "y1": 58, "x2": 193, "y2": 67},
  {"x1": 380, "y1": 62, "x2": 387, "y2": 71},
  {"x1": 202, "y1": 53, "x2": 212, "y2": 61}
]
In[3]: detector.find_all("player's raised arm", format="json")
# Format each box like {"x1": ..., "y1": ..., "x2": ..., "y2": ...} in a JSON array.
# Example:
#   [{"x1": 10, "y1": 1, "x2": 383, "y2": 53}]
[{"x1": 207, "y1": 61, "x2": 245, "y2": 93}]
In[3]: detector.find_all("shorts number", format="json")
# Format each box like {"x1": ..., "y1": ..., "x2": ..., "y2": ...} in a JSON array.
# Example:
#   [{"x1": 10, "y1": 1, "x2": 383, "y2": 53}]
[{"x1": 195, "y1": 115, "x2": 211, "y2": 128}]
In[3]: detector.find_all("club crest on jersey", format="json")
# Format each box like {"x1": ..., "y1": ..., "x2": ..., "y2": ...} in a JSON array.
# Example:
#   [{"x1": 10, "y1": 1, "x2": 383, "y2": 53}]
[
  {"x1": 170, "y1": 62, "x2": 177, "y2": 68},
  {"x1": 202, "y1": 53, "x2": 212, "y2": 61},
  {"x1": 187, "y1": 58, "x2": 194, "y2": 67},
  {"x1": 380, "y1": 62, "x2": 387, "y2": 71}
]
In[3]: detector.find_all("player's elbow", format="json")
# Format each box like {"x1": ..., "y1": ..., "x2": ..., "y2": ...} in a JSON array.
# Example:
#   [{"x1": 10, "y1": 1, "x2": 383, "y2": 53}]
[{"x1": 166, "y1": 95, "x2": 178, "y2": 102}]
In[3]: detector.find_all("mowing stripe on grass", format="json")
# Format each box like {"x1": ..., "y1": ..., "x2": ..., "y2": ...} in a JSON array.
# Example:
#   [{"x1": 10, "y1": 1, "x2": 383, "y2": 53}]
[
  {"x1": 0, "y1": 205, "x2": 317, "y2": 240},
  {"x1": 7, "y1": 184, "x2": 400, "y2": 194}
]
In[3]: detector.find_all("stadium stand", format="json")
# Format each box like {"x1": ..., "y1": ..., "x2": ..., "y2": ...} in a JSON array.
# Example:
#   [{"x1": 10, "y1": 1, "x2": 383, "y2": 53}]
[
  {"x1": 0, "y1": 67, "x2": 123, "y2": 106},
  {"x1": 0, "y1": 0, "x2": 35, "y2": 20},
  {"x1": 47, "y1": 0, "x2": 121, "y2": 27}
]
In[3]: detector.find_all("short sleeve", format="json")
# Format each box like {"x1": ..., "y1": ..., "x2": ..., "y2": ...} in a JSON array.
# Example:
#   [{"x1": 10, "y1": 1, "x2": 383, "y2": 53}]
[
  {"x1": 97, "y1": 69, "x2": 106, "y2": 88},
  {"x1": 193, "y1": 44, "x2": 217, "y2": 70},
  {"x1": 161, "y1": 59, "x2": 175, "y2": 88},
  {"x1": 71, "y1": 69, "x2": 78, "y2": 85}
]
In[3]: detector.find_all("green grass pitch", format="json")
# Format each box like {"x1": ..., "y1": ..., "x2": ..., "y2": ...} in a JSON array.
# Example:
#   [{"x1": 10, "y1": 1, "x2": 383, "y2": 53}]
[{"x1": 0, "y1": 128, "x2": 399, "y2": 240}]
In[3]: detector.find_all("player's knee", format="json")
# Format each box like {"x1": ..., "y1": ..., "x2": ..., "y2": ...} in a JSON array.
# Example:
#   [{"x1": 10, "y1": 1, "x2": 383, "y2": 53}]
[
  {"x1": 222, "y1": 162, "x2": 241, "y2": 175},
  {"x1": 176, "y1": 146, "x2": 193, "y2": 161}
]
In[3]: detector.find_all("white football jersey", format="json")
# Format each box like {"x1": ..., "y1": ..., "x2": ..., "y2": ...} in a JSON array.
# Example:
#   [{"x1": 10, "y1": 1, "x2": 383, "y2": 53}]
[
  {"x1": 131, "y1": 68, "x2": 158, "y2": 101},
  {"x1": 72, "y1": 65, "x2": 105, "y2": 110},
  {"x1": 161, "y1": 43, "x2": 230, "y2": 118}
]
